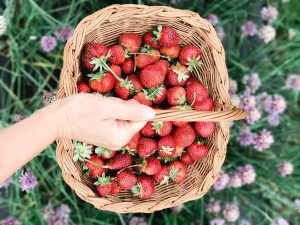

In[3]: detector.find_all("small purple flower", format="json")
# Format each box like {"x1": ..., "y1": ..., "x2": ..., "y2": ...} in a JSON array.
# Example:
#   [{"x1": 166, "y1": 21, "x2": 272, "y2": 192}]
[
  {"x1": 228, "y1": 173, "x2": 243, "y2": 188},
  {"x1": 272, "y1": 218, "x2": 289, "y2": 225},
  {"x1": 253, "y1": 129, "x2": 274, "y2": 151},
  {"x1": 215, "y1": 27, "x2": 225, "y2": 41},
  {"x1": 129, "y1": 216, "x2": 147, "y2": 225},
  {"x1": 55, "y1": 25, "x2": 73, "y2": 42},
  {"x1": 42, "y1": 203, "x2": 55, "y2": 222},
  {"x1": 258, "y1": 92, "x2": 272, "y2": 108},
  {"x1": 210, "y1": 218, "x2": 226, "y2": 225},
  {"x1": 12, "y1": 112, "x2": 25, "y2": 123},
  {"x1": 278, "y1": 160, "x2": 293, "y2": 177},
  {"x1": 42, "y1": 90, "x2": 56, "y2": 106},
  {"x1": 3, "y1": 217, "x2": 21, "y2": 225},
  {"x1": 239, "y1": 165, "x2": 256, "y2": 184},
  {"x1": 241, "y1": 21, "x2": 257, "y2": 37},
  {"x1": 265, "y1": 94, "x2": 287, "y2": 115},
  {"x1": 246, "y1": 106, "x2": 261, "y2": 125},
  {"x1": 171, "y1": 204, "x2": 184, "y2": 212},
  {"x1": 223, "y1": 203, "x2": 240, "y2": 222},
  {"x1": 294, "y1": 198, "x2": 300, "y2": 213},
  {"x1": 48, "y1": 215, "x2": 68, "y2": 225},
  {"x1": 0, "y1": 177, "x2": 11, "y2": 188},
  {"x1": 261, "y1": 5, "x2": 279, "y2": 23},
  {"x1": 243, "y1": 73, "x2": 261, "y2": 93},
  {"x1": 40, "y1": 35, "x2": 57, "y2": 52},
  {"x1": 170, "y1": 0, "x2": 177, "y2": 4},
  {"x1": 259, "y1": 25, "x2": 276, "y2": 43},
  {"x1": 239, "y1": 91, "x2": 256, "y2": 111},
  {"x1": 238, "y1": 128, "x2": 255, "y2": 147},
  {"x1": 207, "y1": 14, "x2": 219, "y2": 26},
  {"x1": 55, "y1": 204, "x2": 71, "y2": 220},
  {"x1": 206, "y1": 199, "x2": 221, "y2": 214},
  {"x1": 286, "y1": 74, "x2": 300, "y2": 91},
  {"x1": 240, "y1": 219, "x2": 251, "y2": 225},
  {"x1": 19, "y1": 171, "x2": 38, "y2": 192},
  {"x1": 214, "y1": 171, "x2": 230, "y2": 191},
  {"x1": 268, "y1": 114, "x2": 280, "y2": 127}
]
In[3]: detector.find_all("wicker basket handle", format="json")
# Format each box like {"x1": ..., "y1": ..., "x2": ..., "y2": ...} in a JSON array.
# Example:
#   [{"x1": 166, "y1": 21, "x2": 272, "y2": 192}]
[{"x1": 154, "y1": 108, "x2": 247, "y2": 122}]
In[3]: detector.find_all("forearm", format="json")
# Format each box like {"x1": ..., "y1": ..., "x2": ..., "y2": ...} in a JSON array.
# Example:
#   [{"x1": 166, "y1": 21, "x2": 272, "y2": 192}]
[{"x1": 0, "y1": 104, "x2": 59, "y2": 183}]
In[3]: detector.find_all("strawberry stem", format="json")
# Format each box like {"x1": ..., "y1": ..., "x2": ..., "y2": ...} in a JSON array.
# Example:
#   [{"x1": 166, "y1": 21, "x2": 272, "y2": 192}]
[
  {"x1": 129, "y1": 52, "x2": 170, "y2": 60},
  {"x1": 98, "y1": 58, "x2": 122, "y2": 82},
  {"x1": 117, "y1": 164, "x2": 139, "y2": 174},
  {"x1": 84, "y1": 159, "x2": 106, "y2": 168}
]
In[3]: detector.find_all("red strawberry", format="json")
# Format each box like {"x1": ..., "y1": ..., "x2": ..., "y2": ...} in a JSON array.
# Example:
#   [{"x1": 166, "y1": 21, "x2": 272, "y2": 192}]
[
  {"x1": 144, "y1": 32, "x2": 160, "y2": 49},
  {"x1": 77, "y1": 82, "x2": 91, "y2": 93},
  {"x1": 85, "y1": 155, "x2": 107, "y2": 179},
  {"x1": 187, "y1": 143, "x2": 209, "y2": 161},
  {"x1": 141, "y1": 157, "x2": 161, "y2": 175},
  {"x1": 81, "y1": 43, "x2": 108, "y2": 72},
  {"x1": 153, "y1": 85, "x2": 167, "y2": 104},
  {"x1": 122, "y1": 132, "x2": 140, "y2": 151},
  {"x1": 107, "y1": 152, "x2": 132, "y2": 170},
  {"x1": 154, "y1": 25, "x2": 180, "y2": 47},
  {"x1": 153, "y1": 165, "x2": 170, "y2": 184},
  {"x1": 155, "y1": 60, "x2": 170, "y2": 76},
  {"x1": 170, "y1": 106, "x2": 188, "y2": 127},
  {"x1": 88, "y1": 72, "x2": 115, "y2": 93},
  {"x1": 128, "y1": 74, "x2": 143, "y2": 91},
  {"x1": 158, "y1": 135, "x2": 176, "y2": 158},
  {"x1": 179, "y1": 45, "x2": 202, "y2": 71},
  {"x1": 152, "y1": 121, "x2": 173, "y2": 136},
  {"x1": 115, "y1": 79, "x2": 134, "y2": 100},
  {"x1": 135, "y1": 50, "x2": 160, "y2": 69},
  {"x1": 131, "y1": 175, "x2": 155, "y2": 199},
  {"x1": 137, "y1": 137, "x2": 157, "y2": 158},
  {"x1": 133, "y1": 92, "x2": 152, "y2": 106},
  {"x1": 173, "y1": 124, "x2": 196, "y2": 147},
  {"x1": 174, "y1": 145, "x2": 184, "y2": 157},
  {"x1": 194, "y1": 122, "x2": 216, "y2": 138},
  {"x1": 160, "y1": 45, "x2": 180, "y2": 59},
  {"x1": 95, "y1": 147, "x2": 117, "y2": 159},
  {"x1": 167, "y1": 87, "x2": 186, "y2": 106},
  {"x1": 181, "y1": 153, "x2": 195, "y2": 165},
  {"x1": 110, "y1": 180, "x2": 121, "y2": 195},
  {"x1": 116, "y1": 169, "x2": 137, "y2": 190},
  {"x1": 166, "y1": 65, "x2": 190, "y2": 87},
  {"x1": 108, "y1": 45, "x2": 125, "y2": 65},
  {"x1": 141, "y1": 122, "x2": 156, "y2": 137},
  {"x1": 169, "y1": 161, "x2": 187, "y2": 183},
  {"x1": 119, "y1": 33, "x2": 142, "y2": 53},
  {"x1": 140, "y1": 64, "x2": 165, "y2": 88},
  {"x1": 121, "y1": 59, "x2": 134, "y2": 74},
  {"x1": 186, "y1": 76, "x2": 200, "y2": 87},
  {"x1": 194, "y1": 97, "x2": 214, "y2": 111},
  {"x1": 186, "y1": 82, "x2": 209, "y2": 105},
  {"x1": 109, "y1": 64, "x2": 122, "y2": 77},
  {"x1": 95, "y1": 174, "x2": 112, "y2": 197}
]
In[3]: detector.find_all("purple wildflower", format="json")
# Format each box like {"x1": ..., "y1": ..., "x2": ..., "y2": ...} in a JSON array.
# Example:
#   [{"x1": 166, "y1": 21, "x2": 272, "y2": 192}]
[
  {"x1": 3, "y1": 217, "x2": 21, "y2": 225},
  {"x1": 206, "y1": 199, "x2": 221, "y2": 214},
  {"x1": 215, "y1": 27, "x2": 225, "y2": 41},
  {"x1": 229, "y1": 77, "x2": 238, "y2": 95},
  {"x1": 228, "y1": 173, "x2": 243, "y2": 188},
  {"x1": 210, "y1": 218, "x2": 226, "y2": 225},
  {"x1": 268, "y1": 114, "x2": 280, "y2": 127},
  {"x1": 258, "y1": 92, "x2": 272, "y2": 108},
  {"x1": 272, "y1": 218, "x2": 289, "y2": 225},
  {"x1": 294, "y1": 198, "x2": 300, "y2": 213},
  {"x1": 129, "y1": 216, "x2": 147, "y2": 225},
  {"x1": 170, "y1": 0, "x2": 177, "y2": 4},
  {"x1": 265, "y1": 94, "x2": 287, "y2": 115},
  {"x1": 207, "y1": 14, "x2": 219, "y2": 26},
  {"x1": 171, "y1": 204, "x2": 184, "y2": 212},
  {"x1": 259, "y1": 25, "x2": 276, "y2": 43},
  {"x1": 48, "y1": 215, "x2": 68, "y2": 225},
  {"x1": 42, "y1": 90, "x2": 56, "y2": 106},
  {"x1": 286, "y1": 74, "x2": 300, "y2": 91},
  {"x1": 42, "y1": 203, "x2": 55, "y2": 222},
  {"x1": 40, "y1": 36, "x2": 57, "y2": 52},
  {"x1": 239, "y1": 165, "x2": 256, "y2": 184},
  {"x1": 278, "y1": 160, "x2": 294, "y2": 177},
  {"x1": 240, "y1": 219, "x2": 251, "y2": 225},
  {"x1": 239, "y1": 91, "x2": 256, "y2": 111},
  {"x1": 238, "y1": 128, "x2": 255, "y2": 147},
  {"x1": 241, "y1": 21, "x2": 257, "y2": 37},
  {"x1": 19, "y1": 171, "x2": 38, "y2": 191},
  {"x1": 0, "y1": 177, "x2": 11, "y2": 188},
  {"x1": 12, "y1": 112, "x2": 25, "y2": 123},
  {"x1": 214, "y1": 171, "x2": 230, "y2": 191},
  {"x1": 261, "y1": 5, "x2": 279, "y2": 23},
  {"x1": 243, "y1": 73, "x2": 261, "y2": 93},
  {"x1": 223, "y1": 203, "x2": 240, "y2": 222},
  {"x1": 246, "y1": 106, "x2": 261, "y2": 125},
  {"x1": 55, "y1": 25, "x2": 73, "y2": 42},
  {"x1": 55, "y1": 204, "x2": 71, "y2": 220},
  {"x1": 253, "y1": 129, "x2": 274, "y2": 151}
]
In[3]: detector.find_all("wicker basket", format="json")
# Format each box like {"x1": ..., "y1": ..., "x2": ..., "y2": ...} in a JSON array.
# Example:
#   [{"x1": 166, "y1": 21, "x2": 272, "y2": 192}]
[{"x1": 56, "y1": 4, "x2": 247, "y2": 213}]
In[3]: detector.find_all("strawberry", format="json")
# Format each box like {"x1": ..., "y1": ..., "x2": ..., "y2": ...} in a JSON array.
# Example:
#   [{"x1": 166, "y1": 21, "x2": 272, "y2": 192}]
[
  {"x1": 152, "y1": 121, "x2": 173, "y2": 136},
  {"x1": 141, "y1": 157, "x2": 161, "y2": 175},
  {"x1": 115, "y1": 78, "x2": 134, "y2": 100},
  {"x1": 153, "y1": 25, "x2": 180, "y2": 47},
  {"x1": 119, "y1": 33, "x2": 142, "y2": 53},
  {"x1": 160, "y1": 45, "x2": 180, "y2": 59},
  {"x1": 194, "y1": 97, "x2": 214, "y2": 111},
  {"x1": 94, "y1": 174, "x2": 113, "y2": 197},
  {"x1": 186, "y1": 76, "x2": 200, "y2": 87},
  {"x1": 77, "y1": 82, "x2": 91, "y2": 93},
  {"x1": 88, "y1": 72, "x2": 115, "y2": 93},
  {"x1": 133, "y1": 92, "x2": 152, "y2": 106},
  {"x1": 194, "y1": 122, "x2": 216, "y2": 138},
  {"x1": 167, "y1": 87, "x2": 186, "y2": 106},
  {"x1": 85, "y1": 155, "x2": 107, "y2": 179},
  {"x1": 173, "y1": 124, "x2": 196, "y2": 147},
  {"x1": 174, "y1": 145, "x2": 184, "y2": 157},
  {"x1": 128, "y1": 74, "x2": 143, "y2": 91},
  {"x1": 179, "y1": 45, "x2": 202, "y2": 71},
  {"x1": 121, "y1": 59, "x2": 134, "y2": 74},
  {"x1": 122, "y1": 132, "x2": 140, "y2": 151},
  {"x1": 140, "y1": 64, "x2": 165, "y2": 88},
  {"x1": 108, "y1": 45, "x2": 125, "y2": 65},
  {"x1": 95, "y1": 147, "x2": 117, "y2": 159},
  {"x1": 187, "y1": 143, "x2": 209, "y2": 161},
  {"x1": 166, "y1": 65, "x2": 190, "y2": 87},
  {"x1": 169, "y1": 161, "x2": 187, "y2": 183},
  {"x1": 110, "y1": 180, "x2": 121, "y2": 195},
  {"x1": 169, "y1": 106, "x2": 188, "y2": 127},
  {"x1": 135, "y1": 50, "x2": 160, "y2": 69},
  {"x1": 81, "y1": 43, "x2": 108, "y2": 72},
  {"x1": 141, "y1": 122, "x2": 156, "y2": 137},
  {"x1": 116, "y1": 169, "x2": 137, "y2": 190},
  {"x1": 109, "y1": 64, "x2": 122, "y2": 77},
  {"x1": 153, "y1": 165, "x2": 170, "y2": 184},
  {"x1": 186, "y1": 82, "x2": 209, "y2": 105},
  {"x1": 153, "y1": 85, "x2": 167, "y2": 104},
  {"x1": 137, "y1": 137, "x2": 157, "y2": 158},
  {"x1": 144, "y1": 32, "x2": 160, "y2": 49},
  {"x1": 155, "y1": 60, "x2": 170, "y2": 76},
  {"x1": 131, "y1": 175, "x2": 155, "y2": 199},
  {"x1": 158, "y1": 135, "x2": 176, "y2": 158},
  {"x1": 107, "y1": 152, "x2": 132, "y2": 170},
  {"x1": 181, "y1": 153, "x2": 194, "y2": 165}
]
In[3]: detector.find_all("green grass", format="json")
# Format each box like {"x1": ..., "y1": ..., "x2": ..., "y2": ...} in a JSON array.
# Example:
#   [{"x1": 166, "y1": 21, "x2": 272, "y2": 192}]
[{"x1": 1, "y1": 0, "x2": 300, "y2": 224}]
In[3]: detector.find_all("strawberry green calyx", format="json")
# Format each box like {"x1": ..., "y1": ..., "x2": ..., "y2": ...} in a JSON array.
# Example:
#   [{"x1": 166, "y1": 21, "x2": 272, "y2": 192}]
[
  {"x1": 73, "y1": 141, "x2": 92, "y2": 162},
  {"x1": 169, "y1": 165, "x2": 180, "y2": 181},
  {"x1": 160, "y1": 146, "x2": 175, "y2": 155},
  {"x1": 90, "y1": 50, "x2": 111, "y2": 72},
  {"x1": 95, "y1": 147, "x2": 112, "y2": 158},
  {"x1": 177, "y1": 96, "x2": 186, "y2": 105},
  {"x1": 161, "y1": 175, "x2": 171, "y2": 185},
  {"x1": 94, "y1": 173, "x2": 111, "y2": 186},
  {"x1": 131, "y1": 183, "x2": 144, "y2": 196},
  {"x1": 87, "y1": 72, "x2": 106, "y2": 81},
  {"x1": 186, "y1": 56, "x2": 203, "y2": 72},
  {"x1": 161, "y1": 157, "x2": 176, "y2": 163},
  {"x1": 173, "y1": 68, "x2": 189, "y2": 82},
  {"x1": 175, "y1": 104, "x2": 193, "y2": 111},
  {"x1": 144, "y1": 84, "x2": 164, "y2": 101},
  {"x1": 120, "y1": 78, "x2": 134, "y2": 92},
  {"x1": 152, "y1": 121, "x2": 163, "y2": 134},
  {"x1": 153, "y1": 25, "x2": 163, "y2": 42}
]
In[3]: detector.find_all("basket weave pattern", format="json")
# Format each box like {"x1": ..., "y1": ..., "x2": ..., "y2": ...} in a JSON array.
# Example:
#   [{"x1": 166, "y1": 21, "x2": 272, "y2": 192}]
[{"x1": 56, "y1": 4, "x2": 247, "y2": 213}]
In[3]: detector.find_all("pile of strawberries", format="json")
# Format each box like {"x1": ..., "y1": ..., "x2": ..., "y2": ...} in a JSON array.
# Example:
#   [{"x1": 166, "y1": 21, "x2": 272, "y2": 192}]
[{"x1": 74, "y1": 25, "x2": 215, "y2": 199}]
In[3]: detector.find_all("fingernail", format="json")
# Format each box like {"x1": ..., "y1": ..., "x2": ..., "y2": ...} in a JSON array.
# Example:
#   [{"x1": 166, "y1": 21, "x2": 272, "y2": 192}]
[{"x1": 142, "y1": 107, "x2": 155, "y2": 119}]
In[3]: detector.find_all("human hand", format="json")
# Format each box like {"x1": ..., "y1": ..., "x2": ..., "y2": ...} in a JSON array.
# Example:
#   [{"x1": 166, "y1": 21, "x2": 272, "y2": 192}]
[{"x1": 53, "y1": 93, "x2": 155, "y2": 149}]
